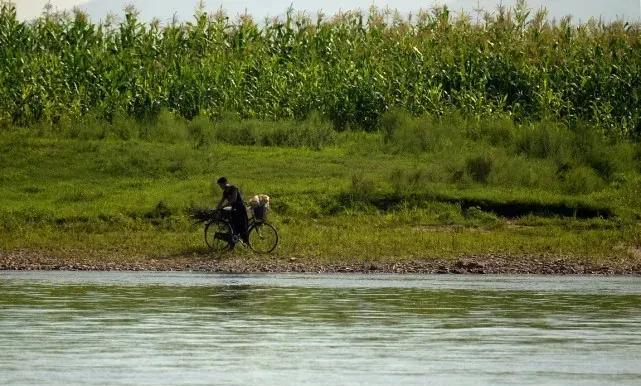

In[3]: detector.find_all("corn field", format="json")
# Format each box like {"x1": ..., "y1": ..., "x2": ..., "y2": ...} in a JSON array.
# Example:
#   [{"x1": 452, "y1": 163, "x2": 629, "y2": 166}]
[{"x1": 0, "y1": 1, "x2": 640, "y2": 136}]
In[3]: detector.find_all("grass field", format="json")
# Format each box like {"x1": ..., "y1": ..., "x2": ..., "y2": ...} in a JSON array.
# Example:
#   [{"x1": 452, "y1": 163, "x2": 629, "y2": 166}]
[
  {"x1": 2, "y1": 2, "x2": 640, "y2": 271},
  {"x1": 1, "y1": 112, "x2": 640, "y2": 267}
]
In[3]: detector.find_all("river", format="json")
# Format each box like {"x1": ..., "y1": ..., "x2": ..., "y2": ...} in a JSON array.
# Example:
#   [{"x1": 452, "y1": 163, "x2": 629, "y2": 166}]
[{"x1": 1, "y1": 272, "x2": 640, "y2": 385}]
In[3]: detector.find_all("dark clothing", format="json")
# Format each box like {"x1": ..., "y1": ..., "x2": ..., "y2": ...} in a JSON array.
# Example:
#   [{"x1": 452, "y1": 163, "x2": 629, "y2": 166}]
[
  {"x1": 223, "y1": 185, "x2": 248, "y2": 243},
  {"x1": 223, "y1": 185, "x2": 243, "y2": 206}
]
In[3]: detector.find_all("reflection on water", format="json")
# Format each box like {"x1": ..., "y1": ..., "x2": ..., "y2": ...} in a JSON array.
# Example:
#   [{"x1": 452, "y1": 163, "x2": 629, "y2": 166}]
[{"x1": 1, "y1": 272, "x2": 641, "y2": 386}]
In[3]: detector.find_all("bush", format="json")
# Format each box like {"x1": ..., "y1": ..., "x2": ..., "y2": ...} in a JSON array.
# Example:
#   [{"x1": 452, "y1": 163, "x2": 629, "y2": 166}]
[
  {"x1": 265, "y1": 112, "x2": 336, "y2": 149},
  {"x1": 298, "y1": 112, "x2": 337, "y2": 150},
  {"x1": 436, "y1": 206, "x2": 465, "y2": 225},
  {"x1": 466, "y1": 153, "x2": 495, "y2": 183},
  {"x1": 187, "y1": 114, "x2": 215, "y2": 148},
  {"x1": 515, "y1": 122, "x2": 572, "y2": 161},
  {"x1": 337, "y1": 130, "x2": 384, "y2": 155},
  {"x1": 389, "y1": 168, "x2": 426, "y2": 196},
  {"x1": 349, "y1": 173, "x2": 376, "y2": 202},
  {"x1": 214, "y1": 113, "x2": 336, "y2": 149},
  {"x1": 572, "y1": 125, "x2": 634, "y2": 180},
  {"x1": 380, "y1": 109, "x2": 413, "y2": 144},
  {"x1": 379, "y1": 109, "x2": 431, "y2": 154},
  {"x1": 464, "y1": 206, "x2": 500, "y2": 226},
  {"x1": 488, "y1": 154, "x2": 558, "y2": 189},
  {"x1": 213, "y1": 120, "x2": 257, "y2": 145},
  {"x1": 563, "y1": 166, "x2": 604, "y2": 194},
  {"x1": 468, "y1": 115, "x2": 516, "y2": 146},
  {"x1": 144, "y1": 110, "x2": 189, "y2": 143}
]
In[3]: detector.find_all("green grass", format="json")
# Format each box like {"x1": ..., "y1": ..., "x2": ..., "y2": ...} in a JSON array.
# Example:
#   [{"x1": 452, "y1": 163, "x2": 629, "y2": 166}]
[
  {"x1": 1, "y1": 114, "x2": 640, "y2": 265},
  {"x1": 3, "y1": 0, "x2": 640, "y2": 268}
]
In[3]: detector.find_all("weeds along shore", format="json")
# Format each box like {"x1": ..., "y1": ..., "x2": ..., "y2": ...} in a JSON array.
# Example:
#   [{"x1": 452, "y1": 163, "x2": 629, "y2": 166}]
[{"x1": 1, "y1": 110, "x2": 640, "y2": 265}]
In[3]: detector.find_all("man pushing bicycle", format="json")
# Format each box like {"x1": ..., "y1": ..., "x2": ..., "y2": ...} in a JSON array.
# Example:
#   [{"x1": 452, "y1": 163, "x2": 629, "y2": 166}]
[{"x1": 215, "y1": 177, "x2": 249, "y2": 245}]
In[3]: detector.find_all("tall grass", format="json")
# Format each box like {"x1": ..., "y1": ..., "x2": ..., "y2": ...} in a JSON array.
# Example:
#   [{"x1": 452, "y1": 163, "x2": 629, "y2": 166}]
[
  {"x1": 2, "y1": 120, "x2": 640, "y2": 260},
  {"x1": 1, "y1": 1, "x2": 640, "y2": 136},
  {"x1": 374, "y1": 109, "x2": 637, "y2": 195}
]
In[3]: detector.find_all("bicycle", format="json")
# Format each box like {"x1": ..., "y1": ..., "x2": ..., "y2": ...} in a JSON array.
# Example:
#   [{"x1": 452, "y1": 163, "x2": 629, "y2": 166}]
[{"x1": 202, "y1": 206, "x2": 278, "y2": 254}]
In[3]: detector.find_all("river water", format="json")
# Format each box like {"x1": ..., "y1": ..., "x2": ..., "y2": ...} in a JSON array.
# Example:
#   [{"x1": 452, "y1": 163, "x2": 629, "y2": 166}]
[{"x1": 1, "y1": 272, "x2": 640, "y2": 386}]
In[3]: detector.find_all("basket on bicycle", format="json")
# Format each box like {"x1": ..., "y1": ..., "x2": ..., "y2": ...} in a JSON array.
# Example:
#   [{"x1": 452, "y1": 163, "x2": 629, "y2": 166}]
[
  {"x1": 252, "y1": 205, "x2": 269, "y2": 221},
  {"x1": 248, "y1": 194, "x2": 270, "y2": 222}
]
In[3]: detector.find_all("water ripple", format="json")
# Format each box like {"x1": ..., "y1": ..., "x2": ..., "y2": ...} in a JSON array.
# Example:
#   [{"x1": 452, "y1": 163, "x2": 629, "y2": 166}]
[{"x1": 1, "y1": 272, "x2": 640, "y2": 386}]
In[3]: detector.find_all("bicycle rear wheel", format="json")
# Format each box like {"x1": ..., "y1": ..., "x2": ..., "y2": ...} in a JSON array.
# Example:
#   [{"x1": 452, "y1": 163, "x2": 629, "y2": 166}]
[
  {"x1": 248, "y1": 222, "x2": 278, "y2": 254},
  {"x1": 204, "y1": 220, "x2": 233, "y2": 252}
]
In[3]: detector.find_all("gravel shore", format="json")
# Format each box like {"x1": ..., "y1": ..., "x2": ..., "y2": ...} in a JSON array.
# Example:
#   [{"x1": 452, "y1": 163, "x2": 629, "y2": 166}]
[{"x1": 2, "y1": 250, "x2": 640, "y2": 275}]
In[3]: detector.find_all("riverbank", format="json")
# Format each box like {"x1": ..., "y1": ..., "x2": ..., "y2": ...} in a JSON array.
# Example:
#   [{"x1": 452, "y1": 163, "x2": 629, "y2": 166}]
[
  {"x1": 2, "y1": 250, "x2": 641, "y2": 275},
  {"x1": 1, "y1": 122, "x2": 640, "y2": 271}
]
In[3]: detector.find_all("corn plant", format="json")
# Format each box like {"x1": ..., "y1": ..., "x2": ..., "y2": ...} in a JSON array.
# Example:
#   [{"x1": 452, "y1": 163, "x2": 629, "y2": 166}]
[{"x1": 0, "y1": 0, "x2": 639, "y2": 136}]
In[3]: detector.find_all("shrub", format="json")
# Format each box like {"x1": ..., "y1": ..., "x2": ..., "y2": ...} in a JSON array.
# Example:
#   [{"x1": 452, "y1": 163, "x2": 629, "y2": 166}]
[
  {"x1": 264, "y1": 112, "x2": 335, "y2": 149},
  {"x1": 469, "y1": 115, "x2": 516, "y2": 146},
  {"x1": 488, "y1": 154, "x2": 558, "y2": 189},
  {"x1": 63, "y1": 113, "x2": 109, "y2": 139},
  {"x1": 380, "y1": 109, "x2": 413, "y2": 144},
  {"x1": 389, "y1": 168, "x2": 426, "y2": 196},
  {"x1": 378, "y1": 109, "x2": 432, "y2": 154},
  {"x1": 187, "y1": 114, "x2": 215, "y2": 148},
  {"x1": 466, "y1": 153, "x2": 495, "y2": 183},
  {"x1": 563, "y1": 166, "x2": 604, "y2": 194},
  {"x1": 214, "y1": 120, "x2": 258, "y2": 145},
  {"x1": 298, "y1": 112, "x2": 336, "y2": 150},
  {"x1": 142, "y1": 109, "x2": 189, "y2": 143},
  {"x1": 349, "y1": 173, "x2": 376, "y2": 202},
  {"x1": 464, "y1": 206, "x2": 500, "y2": 226},
  {"x1": 572, "y1": 125, "x2": 635, "y2": 180},
  {"x1": 213, "y1": 113, "x2": 335, "y2": 149},
  {"x1": 515, "y1": 122, "x2": 572, "y2": 161}
]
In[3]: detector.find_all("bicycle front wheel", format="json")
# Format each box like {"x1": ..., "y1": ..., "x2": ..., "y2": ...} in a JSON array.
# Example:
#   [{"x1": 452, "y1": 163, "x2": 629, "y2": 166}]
[
  {"x1": 248, "y1": 222, "x2": 278, "y2": 254},
  {"x1": 204, "y1": 220, "x2": 233, "y2": 252}
]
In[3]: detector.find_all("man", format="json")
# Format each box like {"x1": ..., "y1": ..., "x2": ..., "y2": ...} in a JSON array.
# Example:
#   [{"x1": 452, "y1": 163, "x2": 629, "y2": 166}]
[{"x1": 215, "y1": 177, "x2": 249, "y2": 244}]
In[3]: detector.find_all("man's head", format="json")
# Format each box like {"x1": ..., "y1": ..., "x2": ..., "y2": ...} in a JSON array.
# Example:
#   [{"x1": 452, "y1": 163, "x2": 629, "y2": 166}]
[{"x1": 217, "y1": 176, "x2": 228, "y2": 189}]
